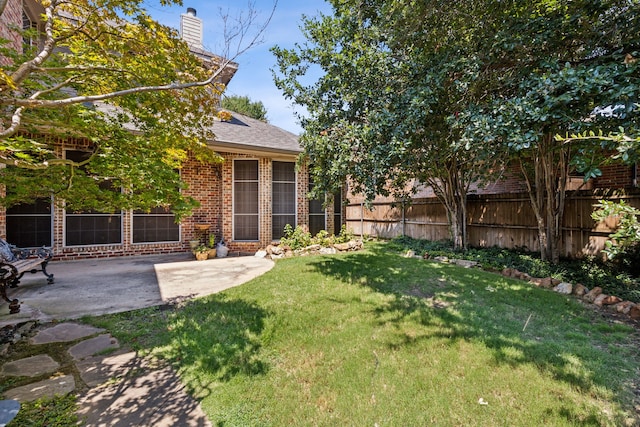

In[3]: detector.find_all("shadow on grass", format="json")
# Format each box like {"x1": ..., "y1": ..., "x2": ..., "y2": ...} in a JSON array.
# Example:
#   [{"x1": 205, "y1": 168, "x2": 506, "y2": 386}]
[
  {"x1": 154, "y1": 294, "x2": 270, "y2": 397},
  {"x1": 306, "y1": 244, "x2": 638, "y2": 409}
]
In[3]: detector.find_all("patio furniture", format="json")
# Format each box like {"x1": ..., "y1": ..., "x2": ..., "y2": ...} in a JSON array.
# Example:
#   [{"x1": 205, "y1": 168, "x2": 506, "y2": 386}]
[{"x1": 0, "y1": 241, "x2": 54, "y2": 314}]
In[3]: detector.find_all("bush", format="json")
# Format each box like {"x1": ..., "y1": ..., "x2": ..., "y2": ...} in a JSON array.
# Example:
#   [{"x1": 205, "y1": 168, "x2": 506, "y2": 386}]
[
  {"x1": 280, "y1": 225, "x2": 356, "y2": 251},
  {"x1": 389, "y1": 236, "x2": 640, "y2": 303}
]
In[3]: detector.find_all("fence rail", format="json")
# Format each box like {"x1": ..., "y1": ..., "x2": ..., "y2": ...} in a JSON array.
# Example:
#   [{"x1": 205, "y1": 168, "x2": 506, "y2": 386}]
[{"x1": 344, "y1": 191, "x2": 640, "y2": 258}]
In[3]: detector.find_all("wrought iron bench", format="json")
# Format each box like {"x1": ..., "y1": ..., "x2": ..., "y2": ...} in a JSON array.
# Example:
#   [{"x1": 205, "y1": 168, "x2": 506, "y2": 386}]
[{"x1": 0, "y1": 246, "x2": 54, "y2": 314}]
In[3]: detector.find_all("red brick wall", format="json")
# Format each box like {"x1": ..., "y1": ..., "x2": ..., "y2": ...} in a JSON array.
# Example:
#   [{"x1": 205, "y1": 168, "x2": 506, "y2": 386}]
[{"x1": 0, "y1": 0, "x2": 23, "y2": 61}]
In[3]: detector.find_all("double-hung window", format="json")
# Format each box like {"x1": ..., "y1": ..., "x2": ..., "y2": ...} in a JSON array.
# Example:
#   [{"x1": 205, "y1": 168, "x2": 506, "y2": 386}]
[
  {"x1": 233, "y1": 160, "x2": 259, "y2": 241},
  {"x1": 272, "y1": 161, "x2": 296, "y2": 240}
]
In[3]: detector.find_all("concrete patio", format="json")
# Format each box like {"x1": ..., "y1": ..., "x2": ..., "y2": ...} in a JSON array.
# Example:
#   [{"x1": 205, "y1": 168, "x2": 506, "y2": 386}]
[{"x1": 0, "y1": 253, "x2": 274, "y2": 327}]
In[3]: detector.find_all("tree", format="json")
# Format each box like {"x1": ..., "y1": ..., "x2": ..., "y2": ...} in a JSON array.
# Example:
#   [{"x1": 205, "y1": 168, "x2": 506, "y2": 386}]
[
  {"x1": 0, "y1": 0, "x2": 274, "y2": 219},
  {"x1": 272, "y1": 0, "x2": 503, "y2": 250},
  {"x1": 221, "y1": 94, "x2": 268, "y2": 121},
  {"x1": 455, "y1": 0, "x2": 640, "y2": 263}
]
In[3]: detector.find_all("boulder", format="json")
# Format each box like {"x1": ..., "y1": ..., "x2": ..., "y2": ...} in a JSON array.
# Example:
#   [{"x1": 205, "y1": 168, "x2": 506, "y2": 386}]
[
  {"x1": 615, "y1": 301, "x2": 635, "y2": 314},
  {"x1": 319, "y1": 247, "x2": 337, "y2": 255},
  {"x1": 553, "y1": 282, "x2": 573, "y2": 294},
  {"x1": 593, "y1": 294, "x2": 609, "y2": 307},
  {"x1": 271, "y1": 245, "x2": 284, "y2": 255},
  {"x1": 601, "y1": 295, "x2": 622, "y2": 306},
  {"x1": 572, "y1": 283, "x2": 588, "y2": 297},
  {"x1": 629, "y1": 304, "x2": 640, "y2": 320},
  {"x1": 333, "y1": 242, "x2": 351, "y2": 251},
  {"x1": 254, "y1": 250, "x2": 268, "y2": 258},
  {"x1": 583, "y1": 286, "x2": 603, "y2": 303},
  {"x1": 530, "y1": 277, "x2": 553, "y2": 288}
]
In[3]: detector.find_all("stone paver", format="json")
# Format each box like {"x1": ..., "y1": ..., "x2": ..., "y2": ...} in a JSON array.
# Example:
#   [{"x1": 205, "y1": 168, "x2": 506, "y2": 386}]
[
  {"x1": 31, "y1": 323, "x2": 104, "y2": 345},
  {"x1": 3, "y1": 375, "x2": 75, "y2": 402},
  {"x1": 77, "y1": 364, "x2": 211, "y2": 427},
  {"x1": 76, "y1": 351, "x2": 139, "y2": 388},
  {"x1": 68, "y1": 334, "x2": 119, "y2": 361},
  {"x1": 1, "y1": 355, "x2": 59, "y2": 378}
]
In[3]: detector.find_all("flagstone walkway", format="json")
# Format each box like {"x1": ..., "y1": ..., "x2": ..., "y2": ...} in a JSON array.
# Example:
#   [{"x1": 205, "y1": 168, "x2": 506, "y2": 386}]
[{"x1": 1, "y1": 321, "x2": 211, "y2": 426}]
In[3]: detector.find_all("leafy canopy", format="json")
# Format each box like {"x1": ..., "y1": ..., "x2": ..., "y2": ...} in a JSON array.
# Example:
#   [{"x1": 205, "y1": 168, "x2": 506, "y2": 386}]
[
  {"x1": 221, "y1": 95, "x2": 268, "y2": 121},
  {"x1": 0, "y1": 0, "x2": 237, "y2": 218}
]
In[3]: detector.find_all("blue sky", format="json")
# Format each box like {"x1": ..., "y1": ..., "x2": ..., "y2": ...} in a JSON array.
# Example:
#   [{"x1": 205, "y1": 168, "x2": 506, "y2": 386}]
[{"x1": 142, "y1": 0, "x2": 332, "y2": 135}]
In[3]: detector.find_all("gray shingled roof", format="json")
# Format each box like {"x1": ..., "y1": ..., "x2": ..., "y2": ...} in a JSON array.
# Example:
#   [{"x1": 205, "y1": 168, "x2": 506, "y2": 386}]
[{"x1": 209, "y1": 112, "x2": 301, "y2": 155}]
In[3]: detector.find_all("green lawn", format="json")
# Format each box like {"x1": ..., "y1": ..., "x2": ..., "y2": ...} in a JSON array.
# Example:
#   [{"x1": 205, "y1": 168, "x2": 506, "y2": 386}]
[{"x1": 89, "y1": 242, "x2": 640, "y2": 426}]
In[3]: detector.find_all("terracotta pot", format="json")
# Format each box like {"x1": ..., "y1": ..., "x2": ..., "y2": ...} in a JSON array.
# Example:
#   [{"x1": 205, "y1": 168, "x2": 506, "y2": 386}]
[
  {"x1": 208, "y1": 249, "x2": 217, "y2": 259},
  {"x1": 195, "y1": 251, "x2": 208, "y2": 261}
]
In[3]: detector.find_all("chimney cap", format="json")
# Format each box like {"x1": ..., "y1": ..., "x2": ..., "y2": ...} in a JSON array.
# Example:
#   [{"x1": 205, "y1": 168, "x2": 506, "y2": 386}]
[{"x1": 186, "y1": 7, "x2": 196, "y2": 16}]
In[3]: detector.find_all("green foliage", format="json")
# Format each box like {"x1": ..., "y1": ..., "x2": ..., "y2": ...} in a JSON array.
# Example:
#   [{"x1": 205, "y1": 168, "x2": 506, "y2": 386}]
[
  {"x1": 8, "y1": 394, "x2": 79, "y2": 427},
  {"x1": 592, "y1": 200, "x2": 640, "y2": 260},
  {"x1": 221, "y1": 95, "x2": 268, "y2": 121},
  {"x1": 280, "y1": 224, "x2": 312, "y2": 250},
  {"x1": 273, "y1": 0, "x2": 640, "y2": 260},
  {"x1": 390, "y1": 235, "x2": 640, "y2": 303},
  {"x1": 280, "y1": 224, "x2": 355, "y2": 250},
  {"x1": 0, "y1": 0, "x2": 227, "y2": 217}
]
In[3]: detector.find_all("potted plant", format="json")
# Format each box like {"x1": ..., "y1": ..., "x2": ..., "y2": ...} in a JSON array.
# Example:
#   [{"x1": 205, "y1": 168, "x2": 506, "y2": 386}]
[
  {"x1": 194, "y1": 244, "x2": 208, "y2": 261},
  {"x1": 207, "y1": 234, "x2": 217, "y2": 259}
]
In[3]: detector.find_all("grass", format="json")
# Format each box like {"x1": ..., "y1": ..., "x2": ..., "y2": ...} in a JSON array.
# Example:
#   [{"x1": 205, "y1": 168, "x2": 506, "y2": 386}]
[{"x1": 82, "y1": 241, "x2": 640, "y2": 426}]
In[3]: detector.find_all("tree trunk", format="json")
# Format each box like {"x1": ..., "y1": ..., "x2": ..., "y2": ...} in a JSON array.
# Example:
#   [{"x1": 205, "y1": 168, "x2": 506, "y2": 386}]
[{"x1": 519, "y1": 133, "x2": 569, "y2": 264}]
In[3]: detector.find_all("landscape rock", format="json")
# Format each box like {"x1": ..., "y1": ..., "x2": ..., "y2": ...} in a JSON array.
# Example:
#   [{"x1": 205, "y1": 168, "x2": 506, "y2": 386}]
[
  {"x1": 319, "y1": 247, "x2": 337, "y2": 255},
  {"x1": 3, "y1": 375, "x2": 75, "y2": 402},
  {"x1": 404, "y1": 250, "x2": 416, "y2": 258},
  {"x1": 433, "y1": 256, "x2": 449, "y2": 263},
  {"x1": 530, "y1": 277, "x2": 553, "y2": 288},
  {"x1": 593, "y1": 294, "x2": 609, "y2": 307},
  {"x1": 553, "y1": 282, "x2": 573, "y2": 294},
  {"x1": 583, "y1": 287, "x2": 603, "y2": 303},
  {"x1": 572, "y1": 283, "x2": 588, "y2": 297},
  {"x1": 601, "y1": 295, "x2": 622, "y2": 306},
  {"x1": 630, "y1": 304, "x2": 640, "y2": 320},
  {"x1": 615, "y1": 301, "x2": 635, "y2": 314},
  {"x1": 1, "y1": 354, "x2": 59, "y2": 378},
  {"x1": 68, "y1": 334, "x2": 119, "y2": 361},
  {"x1": 452, "y1": 259, "x2": 479, "y2": 268},
  {"x1": 271, "y1": 245, "x2": 284, "y2": 256},
  {"x1": 254, "y1": 250, "x2": 267, "y2": 258}
]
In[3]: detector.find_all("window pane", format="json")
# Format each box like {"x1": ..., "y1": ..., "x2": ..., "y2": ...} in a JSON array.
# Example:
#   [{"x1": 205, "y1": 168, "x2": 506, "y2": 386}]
[
  {"x1": 273, "y1": 161, "x2": 295, "y2": 182},
  {"x1": 235, "y1": 160, "x2": 258, "y2": 181},
  {"x1": 235, "y1": 215, "x2": 258, "y2": 241},
  {"x1": 7, "y1": 216, "x2": 51, "y2": 247},
  {"x1": 234, "y1": 182, "x2": 259, "y2": 214},
  {"x1": 66, "y1": 215, "x2": 121, "y2": 245},
  {"x1": 6, "y1": 200, "x2": 52, "y2": 247},
  {"x1": 133, "y1": 213, "x2": 179, "y2": 243},
  {"x1": 272, "y1": 182, "x2": 295, "y2": 214}
]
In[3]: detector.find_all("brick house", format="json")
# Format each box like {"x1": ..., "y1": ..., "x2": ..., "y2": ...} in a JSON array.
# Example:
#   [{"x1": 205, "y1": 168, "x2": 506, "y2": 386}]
[{"x1": 0, "y1": 1, "x2": 341, "y2": 260}]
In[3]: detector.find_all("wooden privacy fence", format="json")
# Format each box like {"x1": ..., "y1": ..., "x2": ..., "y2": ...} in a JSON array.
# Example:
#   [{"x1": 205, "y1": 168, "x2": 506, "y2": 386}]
[{"x1": 344, "y1": 191, "x2": 640, "y2": 258}]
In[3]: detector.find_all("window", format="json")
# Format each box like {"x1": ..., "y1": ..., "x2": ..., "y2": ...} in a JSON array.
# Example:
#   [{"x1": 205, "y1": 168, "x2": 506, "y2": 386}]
[
  {"x1": 133, "y1": 206, "x2": 179, "y2": 243},
  {"x1": 64, "y1": 150, "x2": 122, "y2": 246},
  {"x1": 309, "y1": 182, "x2": 325, "y2": 236},
  {"x1": 333, "y1": 191, "x2": 343, "y2": 235},
  {"x1": 234, "y1": 160, "x2": 259, "y2": 241},
  {"x1": 6, "y1": 199, "x2": 52, "y2": 247},
  {"x1": 272, "y1": 162, "x2": 296, "y2": 240},
  {"x1": 22, "y1": 10, "x2": 37, "y2": 47}
]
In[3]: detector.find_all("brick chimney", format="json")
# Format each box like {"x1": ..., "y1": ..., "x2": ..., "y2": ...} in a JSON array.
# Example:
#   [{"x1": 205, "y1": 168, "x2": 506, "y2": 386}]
[{"x1": 180, "y1": 7, "x2": 203, "y2": 50}]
